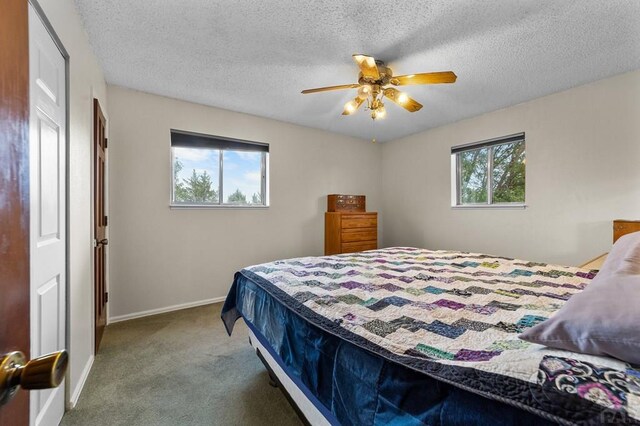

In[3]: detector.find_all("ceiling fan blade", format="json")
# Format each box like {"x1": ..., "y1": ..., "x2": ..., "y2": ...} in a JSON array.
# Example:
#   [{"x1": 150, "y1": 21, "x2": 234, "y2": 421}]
[
  {"x1": 301, "y1": 84, "x2": 360, "y2": 94},
  {"x1": 342, "y1": 97, "x2": 365, "y2": 116},
  {"x1": 352, "y1": 54, "x2": 380, "y2": 80},
  {"x1": 390, "y1": 71, "x2": 457, "y2": 86},
  {"x1": 383, "y1": 88, "x2": 423, "y2": 112}
]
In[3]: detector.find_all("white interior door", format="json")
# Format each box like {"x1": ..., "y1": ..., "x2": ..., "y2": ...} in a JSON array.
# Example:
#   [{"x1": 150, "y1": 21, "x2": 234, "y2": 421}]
[{"x1": 28, "y1": 5, "x2": 67, "y2": 426}]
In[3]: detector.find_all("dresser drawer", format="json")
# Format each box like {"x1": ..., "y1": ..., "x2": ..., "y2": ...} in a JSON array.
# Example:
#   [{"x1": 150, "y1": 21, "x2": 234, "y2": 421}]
[
  {"x1": 341, "y1": 214, "x2": 377, "y2": 229},
  {"x1": 341, "y1": 228, "x2": 377, "y2": 243},
  {"x1": 341, "y1": 241, "x2": 377, "y2": 253}
]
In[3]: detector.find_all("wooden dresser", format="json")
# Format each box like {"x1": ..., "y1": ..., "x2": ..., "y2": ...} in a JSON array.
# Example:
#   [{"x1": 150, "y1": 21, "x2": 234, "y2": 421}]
[
  {"x1": 613, "y1": 219, "x2": 640, "y2": 243},
  {"x1": 325, "y1": 212, "x2": 378, "y2": 255}
]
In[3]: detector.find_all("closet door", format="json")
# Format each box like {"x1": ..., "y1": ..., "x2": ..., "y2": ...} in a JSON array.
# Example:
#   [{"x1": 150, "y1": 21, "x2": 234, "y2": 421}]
[{"x1": 28, "y1": 4, "x2": 67, "y2": 425}]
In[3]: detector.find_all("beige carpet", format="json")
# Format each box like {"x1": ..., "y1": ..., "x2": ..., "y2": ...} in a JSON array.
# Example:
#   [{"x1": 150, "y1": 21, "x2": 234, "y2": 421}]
[{"x1": 61, "y1": 303, "x2": 302, "y2": 426}]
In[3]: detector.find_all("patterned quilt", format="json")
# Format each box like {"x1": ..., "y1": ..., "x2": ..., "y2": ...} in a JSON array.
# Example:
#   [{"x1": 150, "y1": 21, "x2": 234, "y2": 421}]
[{"x1": 241, "y1": 247, "x2": 640, "y2": 425}]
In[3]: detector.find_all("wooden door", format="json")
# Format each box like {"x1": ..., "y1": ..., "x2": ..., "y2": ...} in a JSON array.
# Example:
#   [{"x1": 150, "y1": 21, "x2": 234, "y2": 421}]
[
  {"x1": 94, "y1": 99, "x2": 108, "y2": 352},
  {"x1": 28, "y1": 4, "x2": 67, "y2": 424},
  {"x1": 0, "y1": 0, "x2": 31, "y2": 424}
]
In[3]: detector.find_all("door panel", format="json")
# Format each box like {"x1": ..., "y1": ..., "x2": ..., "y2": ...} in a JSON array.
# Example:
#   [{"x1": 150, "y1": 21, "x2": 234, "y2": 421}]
[
  {"x1": 94, "y1": 99, "x2": 108, "y2": 352},
  {"x1": 0, "y1": 0, "x2": 30, "y2": 424},
  {"x1": 35, "y1": 48, "x2": 60, "y2": 103},
  {"x1": 36, "y1": 112, "x2": 61, "y2": 241},
  {"x1": 28, "y1": 5, "x2": 66, "y2": 426}
]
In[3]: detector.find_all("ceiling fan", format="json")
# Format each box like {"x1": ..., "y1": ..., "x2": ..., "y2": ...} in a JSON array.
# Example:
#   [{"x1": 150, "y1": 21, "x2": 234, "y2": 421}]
[{"x1": 302, "y1": 54, "x2": 456, "y2": 120}]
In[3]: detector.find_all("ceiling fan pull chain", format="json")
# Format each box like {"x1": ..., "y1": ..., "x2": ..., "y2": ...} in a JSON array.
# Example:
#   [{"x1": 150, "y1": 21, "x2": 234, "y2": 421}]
[{"x1": 370, "y1": 119, "x2": 377, "y2": 144}]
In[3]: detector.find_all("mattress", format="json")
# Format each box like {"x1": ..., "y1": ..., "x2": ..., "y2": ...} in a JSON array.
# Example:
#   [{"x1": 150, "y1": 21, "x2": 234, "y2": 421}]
[{"x1": 222, "y1": 248, "x2": 640, "y2": 425}]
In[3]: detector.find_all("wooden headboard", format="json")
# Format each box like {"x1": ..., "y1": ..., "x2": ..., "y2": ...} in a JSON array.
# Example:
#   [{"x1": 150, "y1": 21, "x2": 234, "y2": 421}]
[{"x1": 613, "y1": 219, "x2": 640, "y2": 243}]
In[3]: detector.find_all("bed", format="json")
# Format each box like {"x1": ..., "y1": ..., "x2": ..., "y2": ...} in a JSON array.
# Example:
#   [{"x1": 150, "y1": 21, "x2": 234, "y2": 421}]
[{"x1": 222, "y1": 247, "x2": 640, "y2": 425}]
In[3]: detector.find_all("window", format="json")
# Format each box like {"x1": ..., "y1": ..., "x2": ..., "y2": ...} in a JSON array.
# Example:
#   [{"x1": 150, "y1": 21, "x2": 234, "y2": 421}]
[
  {"x1": 452, "y1": 133, "x2": 525, "y2": 207},
  {"x1": 170, "y1": 130, "x2": 268, "y2": 207}
]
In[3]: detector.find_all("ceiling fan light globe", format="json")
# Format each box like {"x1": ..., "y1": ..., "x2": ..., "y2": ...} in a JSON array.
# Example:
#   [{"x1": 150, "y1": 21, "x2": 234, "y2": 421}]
[
  {"x1": 374, "y1": 106, "x2": 386, "y2": 119},
  {"x1": 357, "y1": 85, "x2": 372, "y2": 100},
  {"x1": 344, "y1": 100, "x2": 358, "y2": 114}
]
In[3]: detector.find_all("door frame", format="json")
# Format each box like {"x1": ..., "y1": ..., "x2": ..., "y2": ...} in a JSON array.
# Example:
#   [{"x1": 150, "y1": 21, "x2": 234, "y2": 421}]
[{"x1": 28, "y1": 0, "x2": 72, "y2": 409}]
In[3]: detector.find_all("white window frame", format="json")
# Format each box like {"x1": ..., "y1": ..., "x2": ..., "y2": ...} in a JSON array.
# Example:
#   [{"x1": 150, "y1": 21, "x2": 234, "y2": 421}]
[
  {"x1": 169, "y1": 129, "x2": 269, "y2": 208},
  {"x1": 451, "y1": 133, "x2": 526, "y2": 209}
]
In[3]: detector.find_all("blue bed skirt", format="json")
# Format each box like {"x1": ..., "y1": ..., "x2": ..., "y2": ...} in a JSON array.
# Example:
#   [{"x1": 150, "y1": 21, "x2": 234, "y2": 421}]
[{"x1": 222, "y1": 271, "x2": 557, "y2": 426}]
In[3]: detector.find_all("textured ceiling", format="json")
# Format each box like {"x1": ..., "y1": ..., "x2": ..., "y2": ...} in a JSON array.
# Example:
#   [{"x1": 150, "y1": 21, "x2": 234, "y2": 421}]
[{"x1": 75, "y1": 0, "x2": 640, "y2": 142}]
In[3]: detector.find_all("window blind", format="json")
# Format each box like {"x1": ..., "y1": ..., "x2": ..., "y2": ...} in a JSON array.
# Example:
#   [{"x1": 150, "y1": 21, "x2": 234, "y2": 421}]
[
  {"x1": 451, "y1": 132, "x2": 524, "y2": 154},
  {"x1": 170, "y1": 129, "x2": 269, "y2": 153}
]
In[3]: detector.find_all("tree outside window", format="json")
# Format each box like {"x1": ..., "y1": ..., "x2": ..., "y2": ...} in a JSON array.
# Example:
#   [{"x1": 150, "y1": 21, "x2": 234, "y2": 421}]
[
  {"x1": 454, "y1": 135, "x2": 525, "y2": 206},
  {"x1": 170, "y1": 130, "x2": 268, "y2": 207}
]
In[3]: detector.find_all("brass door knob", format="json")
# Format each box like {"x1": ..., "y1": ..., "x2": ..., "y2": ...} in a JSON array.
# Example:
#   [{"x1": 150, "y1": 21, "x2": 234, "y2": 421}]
[{"x1": 0, "y1": 350, "x2": 68, "y2": 406}]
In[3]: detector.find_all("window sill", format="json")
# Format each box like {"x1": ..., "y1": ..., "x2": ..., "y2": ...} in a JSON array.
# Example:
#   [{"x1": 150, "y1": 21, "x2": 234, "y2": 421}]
[
  {"x1": 451, "y1": 204, "x2": 527, "y2": 210},
  {"x1": 170, "y1": 204, "x2": 269, "y2": 210}
]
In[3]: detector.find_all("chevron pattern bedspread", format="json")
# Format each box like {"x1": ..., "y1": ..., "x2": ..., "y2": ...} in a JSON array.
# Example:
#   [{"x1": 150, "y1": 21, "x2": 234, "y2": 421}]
[{"x1": 241, "y1": 247, "x2": 640, "y2": 424}]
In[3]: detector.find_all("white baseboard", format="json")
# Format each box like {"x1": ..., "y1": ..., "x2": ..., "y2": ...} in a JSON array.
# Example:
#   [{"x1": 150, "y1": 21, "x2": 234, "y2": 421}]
[
  {"x1": 108, "y1": 297, "x2": 226, "y2": 324},
  {"x1": 68, "y1": 354, "x2": 94, "y2": 409}
]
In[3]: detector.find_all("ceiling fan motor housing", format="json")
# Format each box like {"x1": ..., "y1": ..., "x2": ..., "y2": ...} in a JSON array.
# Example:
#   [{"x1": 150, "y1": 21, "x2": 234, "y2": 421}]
[{"x1": 358, "y1": 61, "x2": 393, "y2": 86}]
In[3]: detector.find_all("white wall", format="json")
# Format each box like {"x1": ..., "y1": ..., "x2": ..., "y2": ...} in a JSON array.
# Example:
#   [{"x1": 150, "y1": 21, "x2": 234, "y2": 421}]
[
  {"x1": 106, "y1": 86, "x2": 382, "y2": 320},
  {"x1": 381, "y1": 70, "x2": 640, "y2": 266},
  {"x1": 36, "y1": 0, "x2": 107, "y2": 407}
]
